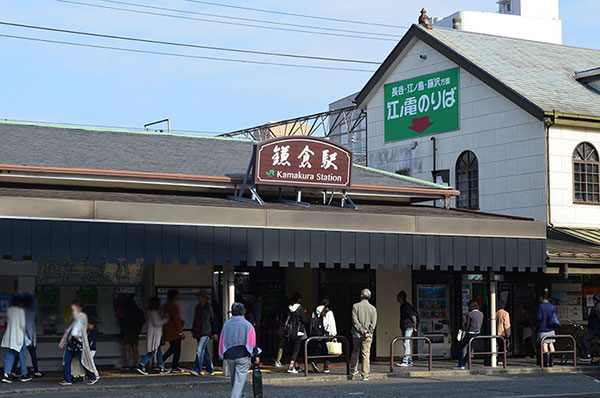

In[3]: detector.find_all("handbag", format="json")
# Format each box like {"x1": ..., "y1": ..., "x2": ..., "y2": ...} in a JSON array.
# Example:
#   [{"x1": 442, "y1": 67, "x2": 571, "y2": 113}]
[
  {"x1": 456, "y1": 329, "x2": 465, "y2": 342},
  {"x1": 549, "y1": 312, "x2": 561, "y2": 329},
  {"x1": 58, "y1": 330, "x2": 69, "y2": 351},
  {"x1": 326, "y1": 339, "x2": 343, "y2": 355}
]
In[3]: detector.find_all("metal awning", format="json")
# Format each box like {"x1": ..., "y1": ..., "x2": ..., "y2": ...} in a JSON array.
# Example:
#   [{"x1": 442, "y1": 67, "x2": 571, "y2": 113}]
[
  {"x1": 551, "y1": 227, "x2": 600, "y2": 246},
  {"x1": 0, "y1": 218, "x2": 546, "y2": 271}
]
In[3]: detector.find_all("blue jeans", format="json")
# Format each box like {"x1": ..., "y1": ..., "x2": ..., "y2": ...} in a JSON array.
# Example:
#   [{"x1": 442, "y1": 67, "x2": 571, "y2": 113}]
[
  {"x1": 64, "y1": 350, "x2": 96, "y2": 383},
  {"x1": 193, "y1": 336, "x2": 215, "y2": 373},
  {"x1": 458, "y1": 332, "x2": 480, "y2": 367},
  {"x1": 4, "y1": 343, "x2": 27, "y2": 376},
  {"x1": 139, "y1": 346, "x2": 164, "y2": 368},
  {"x1": 402, "y1": 328, "x2": 414, "y2": 364},
  {"x1": 581, "y1": 330, "x2": 600, "y2": 357}
]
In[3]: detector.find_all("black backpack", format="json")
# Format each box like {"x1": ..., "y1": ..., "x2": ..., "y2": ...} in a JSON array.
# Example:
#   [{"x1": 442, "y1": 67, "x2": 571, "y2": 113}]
[
  {"x1": 283, "y1": 312, "x2": 299, "y2": 339},
  {"x1": 310, "y1": 311, "x2": 326, "y2": 336}
]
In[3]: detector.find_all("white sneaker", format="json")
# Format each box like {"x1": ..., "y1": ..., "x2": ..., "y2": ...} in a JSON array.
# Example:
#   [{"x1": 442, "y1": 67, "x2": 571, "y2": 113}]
[
  {"x1": 287, "y1": 367, "x2": 298, "y2": 374},
  {"x1": 274, "y1": 361, "x2": 284, "y2": 368}
]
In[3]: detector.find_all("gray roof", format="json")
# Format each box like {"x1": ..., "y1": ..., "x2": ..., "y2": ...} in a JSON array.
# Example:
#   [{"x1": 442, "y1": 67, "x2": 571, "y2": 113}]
[
  {"x1": 356, "y1": 25, "x2": 600, "y2": 119},
  {"x1": 0, "y1": 121, "x2": 450, "y2": 190}
]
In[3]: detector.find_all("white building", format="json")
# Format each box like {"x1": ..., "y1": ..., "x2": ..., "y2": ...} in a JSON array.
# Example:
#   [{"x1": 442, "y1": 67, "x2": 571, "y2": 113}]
[
  {"x1": 354, "y1": 24, "x2": 600, "y2": 272},
  {"x1": 433, "y1": 0, "x2": 562, "y2": 44}
]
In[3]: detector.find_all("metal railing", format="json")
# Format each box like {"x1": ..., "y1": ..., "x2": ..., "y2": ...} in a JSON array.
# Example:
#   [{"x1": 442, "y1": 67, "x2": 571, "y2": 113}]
[
  {"x1": 540, "y1": 335, "x2": 577, "y2": 368},
  {"x1": 389, "y1": 336, "x2": 432, "y2": 372},
  {"x1": 467, "y1": 335, "x2": 508, "y2": 369},
  {"x1": 303, "y1": 335, "x2": 350, "y2": 377}
]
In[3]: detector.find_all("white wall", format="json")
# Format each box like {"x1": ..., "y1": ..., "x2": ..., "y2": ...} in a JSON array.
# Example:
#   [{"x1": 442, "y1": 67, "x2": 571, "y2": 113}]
[
  {"x1": 513, "y1": 0, "x2": 560, "y2": 20},
  {"x1": 434, "y1": 11, "x2": 562, "y2": 44},
  {"x1": 548, "y1": 125, "x2": 600, "y2": 227},
  {"x1": 375, "y1": 268, "x2": 411, "y2": 358},
  {"x1": 366, "y1": 39, "x2": 548, "y2": 221}
]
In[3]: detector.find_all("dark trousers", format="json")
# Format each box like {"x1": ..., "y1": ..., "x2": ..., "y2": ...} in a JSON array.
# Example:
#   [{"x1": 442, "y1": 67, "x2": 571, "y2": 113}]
[
  {"x1": 523, "y1": 337, "x2": 535, "y2": 358},
  {"x1": 458, "y1": 332, "x2": 480, "y2": 367},
  {"x1": 13, "y1": 345, "x2": 39, "y2": 374},
  {"x1": 64, "y1": 350, "x2": 95, "y2": 383},
  {"x1": 162, "y1": 339, "x2": 182, "y2": 368},
  {"x1": 290, "y1": 338, "x2": 303, "y2": 363},
  {"x1": 581, "y1": 330, "x2": 600, "y2": 357}
]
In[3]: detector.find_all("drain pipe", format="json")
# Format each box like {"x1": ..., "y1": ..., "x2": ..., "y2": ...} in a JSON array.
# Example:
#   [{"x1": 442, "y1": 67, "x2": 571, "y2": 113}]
[
  {"x1": 431, "y1": 137, "x2": 438, "y2": 207},
  {"x1": 545, "y1": 112, "x2": 556, "y2": 226}
]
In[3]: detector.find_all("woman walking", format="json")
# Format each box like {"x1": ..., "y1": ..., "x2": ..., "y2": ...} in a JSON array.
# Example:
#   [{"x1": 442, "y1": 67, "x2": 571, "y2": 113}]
[
  {"x1": 310, "y1": 299, "x2": 337, "y2": 373},
  {"x1": 285, "y1": 293, "x2": 307, "y2": 374},
  {"x1": 137, "y1": 296, "x2": 170, "y2": 375},
  {"x1": 59, "y1": 299, "x2": 98, "y2": 386},
  {"x1": 162, "y1": 290, "x2": 185, "y2": 372},
  {"x1": 1, "y1": 296, "x2": 31, "y2": 383},
  {"x1": 537, "y1": 289, "x2": 558, "y2": 367},
  {"x1": 454, "y1": 300, "x2": 484, "y2": 370}
]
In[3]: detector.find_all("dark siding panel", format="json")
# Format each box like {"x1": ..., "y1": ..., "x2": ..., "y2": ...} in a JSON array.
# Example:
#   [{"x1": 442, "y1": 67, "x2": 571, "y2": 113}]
[
  {"x1": 326, "y1": 231, "x2": 341, "y2": 268},
  {"x1": 466, "y1": 237, "x2": 480, "y2": 270},
  {"x1": 51, "y1": 221, "x2": 70, "y2": 262},
  {"x1": 107, "y1": 223, "x2": 126, "y2": 263},
  {"x1": 32, "y1": 221, "x2": 52, "y2": 261},
  {"x1": 384, "y1": 234, "x2": 398, "y2": 269},
  {"x1": 480, "y1": 238, "x2": 493, "y2": 269},
  {"x1": 369, "y1": 233, "x2": 384, "y2": 269},
  {"x1": 247, "y1": 228, "x2": 263, "y2": 267},
  {"x1": 126, "y1": 224, "x2": 144, "y2": 263},
  {"x1": 214, "y1": 227, "x2": 231, "y2": 265},
  {"x1": 279, "y1": 229, "x2": 294, "y2": 267},
  {"x1": 340, "y1": 232, "x2": 355, "y2": 269},
  {"x1": 412, "y1": 235, "x2": 422, "y2": 270},
  {"x1": 294, "y1": 230, "x2": 310, "y2": 268},
  {"x1": 517, "y1": 239, "x2": 530, "y2": 271},
  {"x1": 144, "y1": 224, "x2": 162, "y2": 263},
  {"x1": 0, "y1": 220, "x2": 11, "y2": 257},
  {"x1": 12, "y1": 219, "x2": 31, "y2": 260},
  {"x1": 453, "y1": 236, "x2": 467, "y2": 269},
  {"x1": 440, "y1": 236, "x2": 453, "y2": 270},
  {"x1": 426, "y1": 235, "x2": 439, "y2": 270},
  {"x1": 178, "y1": 225, "x2": 196, "y2": 264},
  {"x1": 310, "y1": 230, "x2": 325, "y2": 268},
  {"x1": 197, "y1": 227, "x2": 214, "y2": 265},
  {"x1": 398, "y1": 234, "x2": 412, "y2": 269},
  {"x1": 355, "y1": 233, "x2": 370, "y2": 269},
  {"x1": 505, "y1": 239, "x2": 518, "y2": 270},
  {"x1": 492, "y1": 238, "x2": 506, "y2": 270},
  {"x1": 70, "y1": 222, "x2": 88, "y2": 262},
  {"x1": 263, "y1": 229, "x2": 279, "y2": 267},
  {"x1": 231, "y1": 228, "x2": 247, "y2": 266},
  {"x1": 162, "y1": 225, "x2": 179, "y2": 264}
]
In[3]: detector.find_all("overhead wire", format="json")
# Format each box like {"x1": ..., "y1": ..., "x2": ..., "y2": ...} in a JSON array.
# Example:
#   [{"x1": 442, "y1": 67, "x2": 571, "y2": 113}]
[
  {"x1": 99, "y1": 0, "x2": 402, "y2": 38},
  {"x1": 181, "y1": 0, "x2": 408, "y2": 29},
  {"x1": 0, "y1": 21, "x2": 381, "y2": 65},
  {"x1": 55, "y1": 0, "x2": 399, "y2": 42},
  {"x1": 0, "y1": 33, "x2": 377, "y2": 72}
]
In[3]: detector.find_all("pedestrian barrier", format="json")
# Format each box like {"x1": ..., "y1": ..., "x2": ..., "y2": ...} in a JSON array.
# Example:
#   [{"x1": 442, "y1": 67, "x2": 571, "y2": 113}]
[
  {"x1": 467, "y1": 335, "x2": 507, "y2": 369},
  {"x1": 540, "y1": 335, "x2": 577, "y2": 369},
  {"x1": 303, "y1": 335, "x2": 350, "y2": 377},
  {"x1": 389, "y1": 336, "x2": 432, "y2": 372}
]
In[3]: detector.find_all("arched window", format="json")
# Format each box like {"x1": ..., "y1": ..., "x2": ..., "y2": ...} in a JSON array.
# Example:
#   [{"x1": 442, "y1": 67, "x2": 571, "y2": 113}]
[
  {"x1": 573, "y1": 142, "x2": 599, "y2": 204},
  {"x1": 456, "y1": 150, "x2": 479, "y2": 209}
]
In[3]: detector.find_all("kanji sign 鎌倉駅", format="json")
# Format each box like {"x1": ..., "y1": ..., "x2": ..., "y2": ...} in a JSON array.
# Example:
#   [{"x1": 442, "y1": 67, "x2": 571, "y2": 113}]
[
  {"x1": 384, "y1": 68, "x2": 459, "y2": 142},
  {"x1": 254, "y1": 136, "x2": 352, "y2": 189}
]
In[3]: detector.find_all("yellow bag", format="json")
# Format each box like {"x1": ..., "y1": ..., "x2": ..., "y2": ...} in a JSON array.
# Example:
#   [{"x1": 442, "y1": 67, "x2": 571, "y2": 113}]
[{"x1": 326, "y1": 340, "x2": 343, "y2": 355}]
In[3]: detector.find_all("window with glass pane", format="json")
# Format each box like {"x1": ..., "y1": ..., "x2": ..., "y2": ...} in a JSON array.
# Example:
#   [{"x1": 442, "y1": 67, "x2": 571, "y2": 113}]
[
  {"x1": 456, "y1": 150, "x2": 479, "y2": 209},
  {"x1": 573, "y1": 142, "x2": 600, "y2": 204}
]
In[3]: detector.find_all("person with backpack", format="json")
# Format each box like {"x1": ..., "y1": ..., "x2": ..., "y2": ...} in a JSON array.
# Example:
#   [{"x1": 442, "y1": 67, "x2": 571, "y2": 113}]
[
  {"x1": 285, "y1": 293, "x2": 307, "y2": 374},
  {"x1": 537, "y1": 289, "x2": 559, "y2": 367},
  {"x1": 120, "y1": 298, "x2": 145, "y2": 370},
  {"x1": 137, "y1": 296, "x2": 170, "y2": 375},
  {"x1": 189, "y1": 292, "x2": 218, "y2": 377},
  {"x1": 309, "y1": 299, "x2": 337, "y2": 373},
  {"x1": 580, "y1": 293, "x2": 600, "y2": 362},
  {"x1": 396, "y1": 291, "x2": 418, "y2": 367}
]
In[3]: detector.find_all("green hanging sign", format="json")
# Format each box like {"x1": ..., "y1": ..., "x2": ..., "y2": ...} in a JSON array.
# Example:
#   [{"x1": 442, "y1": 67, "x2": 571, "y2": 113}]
[{"x1": 384, "y1": 68, "x2": 460, "y2": 142}]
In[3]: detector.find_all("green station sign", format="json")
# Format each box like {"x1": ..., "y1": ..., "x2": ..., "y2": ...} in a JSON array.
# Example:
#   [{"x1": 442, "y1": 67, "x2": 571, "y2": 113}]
[{"x1": 384, "y1": 67, "x2": 460, "y2": 142}]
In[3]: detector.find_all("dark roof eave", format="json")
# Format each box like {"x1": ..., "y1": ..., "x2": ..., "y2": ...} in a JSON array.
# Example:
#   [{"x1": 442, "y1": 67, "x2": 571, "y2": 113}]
[{"x1": 355, "y1": 25, "x2": 546, "y2": 121}]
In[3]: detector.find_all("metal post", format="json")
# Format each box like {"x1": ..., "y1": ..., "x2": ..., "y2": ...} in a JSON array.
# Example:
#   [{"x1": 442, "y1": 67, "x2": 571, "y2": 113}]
[
  {"x1": 222, "y1": 263, "x2": 235, "y2": 377},
  {"x1": 490, "y1": 272, "x2": 497, "y2": 367}
]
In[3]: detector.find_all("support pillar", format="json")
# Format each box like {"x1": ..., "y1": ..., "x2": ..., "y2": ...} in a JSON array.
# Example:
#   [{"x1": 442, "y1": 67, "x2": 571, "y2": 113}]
[
  {"x1": 222, "y1": 262, "x2": 235, "y2": 376},
  {"x1": 489, "y1": 271, "x2": 497, "y2": 367}
]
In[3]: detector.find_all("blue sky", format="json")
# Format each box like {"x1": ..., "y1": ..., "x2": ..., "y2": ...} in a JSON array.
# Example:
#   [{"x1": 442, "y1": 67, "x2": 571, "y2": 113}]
[{"x1": 1, "y1": 0, "x2": 598, "y2": 134}]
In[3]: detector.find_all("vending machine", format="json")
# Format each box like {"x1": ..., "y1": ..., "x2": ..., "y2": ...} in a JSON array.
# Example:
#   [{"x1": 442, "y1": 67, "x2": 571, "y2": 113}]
[{"x1": 416, "y1": 284, "x2": 452, "y2": 359}]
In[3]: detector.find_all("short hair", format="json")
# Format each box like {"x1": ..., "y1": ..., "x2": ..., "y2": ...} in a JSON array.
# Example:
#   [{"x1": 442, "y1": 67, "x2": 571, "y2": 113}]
[
  {"x1": 88, "y1": 317, "x2": 97, "y2": 325},
  {"x1": 594, "y1": 294, "x2": 600, "y2": 303},
  {"x1": 198, "y1": 292, "x2": 207, "y2": 299},
  {"x1": 541, "y1": 289, "x2": 551, "y2": 301},
  {"x1": 397, "y1": 291, "x2": 407, "y2": 301},
  {"x1": 72, "y1": 299, "x2": 84, "y2": 309},
  {"x1": 361, "y1": 288, "x2": 372, "y2": 300},
  {"x1": 11, "y1": 295, "x2": 22, "y2": 307},
  {"x1": 231, "y1": 302, "x2": 245, "y2": 316},
  {"x1": 497, "y1": 300, "x2": 506, "y2": 310},
  {"x1": 320, "y1": 298, "x2": 330, "y2": 307},
  {"x1": 148, "y1": 296, "x2": 161, "y2": 311},
  {"x1": 167, "y1": 289, "x2": 179, "y2": 300},
  {"x1": 468, "y1": 300, "x2": 479, "y2": 311},
  {"x1": 291, "y1": 292, "x2": 302, "y2": 304}
]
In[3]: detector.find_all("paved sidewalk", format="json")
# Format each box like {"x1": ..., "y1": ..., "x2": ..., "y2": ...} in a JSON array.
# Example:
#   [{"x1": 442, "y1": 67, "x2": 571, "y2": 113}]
[{"x1": 0, "y1": 358, "x2": 597, "y2": 395}]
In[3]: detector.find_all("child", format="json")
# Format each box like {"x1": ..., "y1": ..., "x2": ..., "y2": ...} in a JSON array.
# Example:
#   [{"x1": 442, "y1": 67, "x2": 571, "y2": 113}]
[{"x1": 87, "y1": 318, "x2": 100, "y2": 379}]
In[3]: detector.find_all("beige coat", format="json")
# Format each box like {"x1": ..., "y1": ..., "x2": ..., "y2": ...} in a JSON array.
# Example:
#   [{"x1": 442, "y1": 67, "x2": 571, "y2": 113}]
[
  {"x1": 65, "y1": 312, "x2": 98, "y2": 376},
  {"x1": 496, "y1": 308, "x2": 511, "y2": 337},
  {"x1": 146, "y1": 310, "x2": 168, "y2": 353},
  {"x1": 1, "y1": 306, "x2": 25, "y2": 352}
]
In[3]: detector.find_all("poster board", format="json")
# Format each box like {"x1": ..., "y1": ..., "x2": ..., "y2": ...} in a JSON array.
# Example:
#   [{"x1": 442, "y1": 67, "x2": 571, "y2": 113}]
[
  {"x1": 156, "y1": 287, "x2": 212, "y2": 330},
  {"x1": 552, "y1": 282, "x2": 583, "y2": 321}
]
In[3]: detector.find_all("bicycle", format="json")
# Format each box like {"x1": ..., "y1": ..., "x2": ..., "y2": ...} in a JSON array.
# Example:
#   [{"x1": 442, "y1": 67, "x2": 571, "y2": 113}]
[{"x1": 558, "y1": 320, "x2": 600, "y2": 366}]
